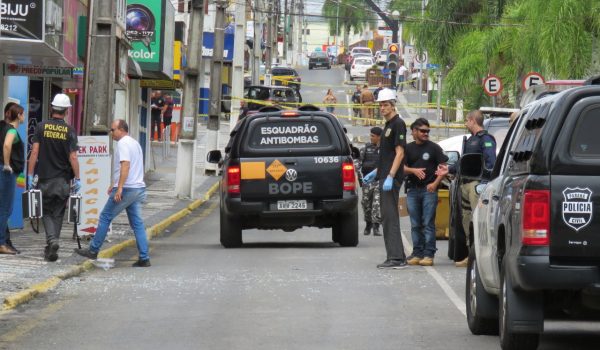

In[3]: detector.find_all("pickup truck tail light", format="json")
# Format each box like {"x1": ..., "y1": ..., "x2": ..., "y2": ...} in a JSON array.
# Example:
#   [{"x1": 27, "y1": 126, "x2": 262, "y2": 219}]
[
  {"x1": 522, "y1": 189, "x2": 550, "y2": 245},
  {"x1": 227, "y1": 165, "x2": 241, "y2": 194},
  {"x1": 342, "y1": 162, "x2": 356, "y2": 191}
]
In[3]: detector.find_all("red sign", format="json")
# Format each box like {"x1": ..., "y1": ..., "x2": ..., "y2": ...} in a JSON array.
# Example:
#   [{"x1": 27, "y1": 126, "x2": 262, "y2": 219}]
[
  {"x1": 522, "y1": 72, "x2": 545, "y2": 91},
  {"x1": 483, "y1": 75, "x2": 503, "y2": 96}
]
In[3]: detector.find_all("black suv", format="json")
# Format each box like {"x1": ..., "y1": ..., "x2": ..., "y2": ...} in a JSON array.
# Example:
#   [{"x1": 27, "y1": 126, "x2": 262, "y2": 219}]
[
  {"x1": 463, "y1": 84, "x2": 600, "y2": 349},
  {"x1": 309, "y1": 52, "x2": 331, "y2": 70},
  {"x1": 207, "y1": 108, "x2": 359, "y2": 248}
]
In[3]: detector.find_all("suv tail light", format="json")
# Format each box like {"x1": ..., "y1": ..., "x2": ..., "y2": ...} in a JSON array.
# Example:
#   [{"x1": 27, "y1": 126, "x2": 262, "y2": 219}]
[
  {"x1": 342, "y1": 162, "x2": 356, "y2": 191},
  {"x1": 227, "y1": 165, "x2": 241, "y2": 194},
  {"x1": 522, "y1": 189, "x2": 550, "y2": 245}
]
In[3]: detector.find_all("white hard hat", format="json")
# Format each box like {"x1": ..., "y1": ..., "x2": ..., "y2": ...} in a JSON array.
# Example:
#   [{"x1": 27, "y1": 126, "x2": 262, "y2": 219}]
[
  {"x1": 51, "y1": 93, "x2": 72, "y2": 109},
  {"x1": 375, "y1": 88, "x2": 396, "y2": 103}
]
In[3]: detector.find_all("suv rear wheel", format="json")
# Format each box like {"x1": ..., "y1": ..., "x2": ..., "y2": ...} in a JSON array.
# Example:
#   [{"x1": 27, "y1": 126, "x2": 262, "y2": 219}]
[
  {"x1": 466, "y1": 248, "x2": 499, "y2": 335},
  {"x1": 220, "y1": 209, "x2": 242, "y2": 248},
  {"x1": 333, "y1": 209, "x2": 358, "y2": 247},
  {"x1": 499, "y1": 263, "x2": 541, "y2": 350}
]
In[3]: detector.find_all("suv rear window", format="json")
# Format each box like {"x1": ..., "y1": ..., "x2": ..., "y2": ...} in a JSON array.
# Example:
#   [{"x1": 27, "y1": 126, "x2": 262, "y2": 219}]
[
  {"x1": 570, "y1": 106, "x2": 600, "y2": 157},
  {"x1": 245, "y1": 119, "x2": 333, "y2": 150},
  {"x1": 272, "y1": 68, "x2": 296, "y2": 76}
]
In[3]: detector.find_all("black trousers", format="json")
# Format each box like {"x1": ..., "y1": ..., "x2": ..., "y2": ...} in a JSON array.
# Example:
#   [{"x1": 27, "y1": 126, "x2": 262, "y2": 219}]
[
  {"x1": 39, "y1": 178, "x2": 70, "y2": 246},
  {"x1": 151, "y1": 113, "x2": 162, "y2": 140}
]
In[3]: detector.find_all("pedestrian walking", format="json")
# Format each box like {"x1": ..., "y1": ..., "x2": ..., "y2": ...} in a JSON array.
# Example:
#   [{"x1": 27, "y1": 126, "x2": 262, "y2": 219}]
[
  {"x1": 27, "y1": 94, "x2": 81, "y2": 262},
  {"x1": 360, "y1": 84, "x2": 375, "y2": 126},
  {"x1": 0, "y1": 103, "x2": 25, "y2": 255},
  {"x1": 397, "y1": 63, "x2": 408, "y2": 92},
  {"x1": 238, "y1": 100, "x2": 249, "y2": 121},
  {"x1": 404, "y1": 118, "x2": 448, "y2": 266},
  {"x1": 363, "y1": 88, "x2": 408, "y2": 269},
  {"x1": 76, "y1": 119, "x2": 151, "y2": 267},
  {"x1": 443, "y1": 110, "x2": 496, "y2": 267},
  {"x1": 150, "y1": 90, "x2": 165, "y2": 141},
  {"x1": 357, "y1": 127, "x2": 382, "y2": 236},
  {"x1": 323, "y1": 88, "x2": 337, "y2": 114},
  {"x1": 351, "y1": 85, "x2": 362, "y2": 125}
]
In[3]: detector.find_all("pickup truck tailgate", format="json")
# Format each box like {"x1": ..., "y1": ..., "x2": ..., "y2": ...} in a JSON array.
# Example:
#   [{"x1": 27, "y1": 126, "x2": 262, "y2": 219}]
[{"x1": 551, "y1": 176, "x2": 600, "y2": 259}]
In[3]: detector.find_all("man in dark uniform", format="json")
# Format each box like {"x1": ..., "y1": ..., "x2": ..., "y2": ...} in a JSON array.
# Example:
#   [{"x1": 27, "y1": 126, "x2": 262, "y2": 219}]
[
  {"x1": 150, "y1": 91, "x2": 165, "y2": 141},
  {"x1": 357, "y1": 127, "x2": 382, "y2": 236},
  {"x1": 28, "y1": 93, "x2": 81, "y2": 262},
  {"x1": 404, "y1": 118, "x2": 448, "y2": 266},
  {"x1": 363, "y1": 88, "x2": 408, "y2": 269},
  {"x1": 351, "y1": 85, "x2": 361, "y2": 125},
  {"x1": 452, "y1": 109, "x2": 496, "y2": 267}
]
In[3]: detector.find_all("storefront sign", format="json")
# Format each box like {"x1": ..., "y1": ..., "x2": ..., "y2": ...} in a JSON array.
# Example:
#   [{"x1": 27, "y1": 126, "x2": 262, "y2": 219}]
[
  {"x1": 77, "y1": 136, "x2": 111, "y2": 237},
  {"x1": 0, "y1": 0, "x2": 44, "y2": 41},
  {"x1": 140, "y1": 79, "x2": 182, "y2": 89},
  {"x1": 202, "y1": 32, "x2": 234, "y2": 61},
  {"x1": 3, "y1": 64, "x2": 74, "y2": 78},
  {"x1": 126, "y1": 0, "x2": 163, "y2": 71}
]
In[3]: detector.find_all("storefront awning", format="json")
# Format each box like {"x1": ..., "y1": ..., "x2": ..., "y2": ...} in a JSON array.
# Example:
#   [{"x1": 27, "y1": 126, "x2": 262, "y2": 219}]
[{"x1": 128, "y1": 58, "x2": 143, "y2": 79}]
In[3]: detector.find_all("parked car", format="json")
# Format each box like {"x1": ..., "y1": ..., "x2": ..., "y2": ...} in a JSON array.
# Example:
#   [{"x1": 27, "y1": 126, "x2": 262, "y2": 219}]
[
  {"x1": 466, "y1": 84, "x2": 600, "y2": 349},
  {"x1": 206, "y1": 108, "x2": 360, "y2": 247},
  {"x1": 349, "y1": 57, "x2": 374, "y2": 81},
  {"x1": 308, "y1": 52, "x2": 331, "y2": 70},
  {"x1": 244, "y1": 85, "x2": 302, "y2": 112},
  {"x1": 375, "y1": 50, "x2": 388, "y2": 65},
  {"x1": 269, "y1": 66, "x2": 302, "y2": 91}
]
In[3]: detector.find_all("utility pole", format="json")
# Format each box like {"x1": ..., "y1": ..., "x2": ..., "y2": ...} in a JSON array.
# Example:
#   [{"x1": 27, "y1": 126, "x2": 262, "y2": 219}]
[
  {"x1": 230, "y1": 0, "x2": 247, "y2": 128},
  {"x1": 283, "y1": 0, "x2": 288, "y2": 63},
  {"x1": 265, "y1": 2, "x2": 272, "y2": 71},
  {"x1": 299, "y1": 0, "x2": 304, "y2": 66},
  {"x1": 175, "y1": 0, "x2": 205, "y2": 198},
  {"x1": 206, "y1": 0, "x2": 227, "y2": 175},
  {"x1": 252, "y1": 0, "x2": 262, "y2": 84},
  {"x1": 83, "y1": 0, "x2": 118, "y2": 135}
]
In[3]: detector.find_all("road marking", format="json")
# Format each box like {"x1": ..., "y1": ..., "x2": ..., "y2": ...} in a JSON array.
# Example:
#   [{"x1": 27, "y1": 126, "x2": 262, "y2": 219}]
[
  {"x1": 401, "y1": 230, "x2": 467, "y2": 317},
  {"x1": 0, "y1": 301, "x2": 67, "y2": 343}
]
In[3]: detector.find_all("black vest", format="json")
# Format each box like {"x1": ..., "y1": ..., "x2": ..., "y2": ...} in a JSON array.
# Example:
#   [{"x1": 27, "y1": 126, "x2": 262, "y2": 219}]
[
  {"x1": 464, "y1": 130, "x2": 492, "y2": 154},
  {"x1": 361, "y1": 143, "x2": 379, "y2": 176},
  {"x1": 0, "y1": 121, "x2": 24, "y2": 173}
]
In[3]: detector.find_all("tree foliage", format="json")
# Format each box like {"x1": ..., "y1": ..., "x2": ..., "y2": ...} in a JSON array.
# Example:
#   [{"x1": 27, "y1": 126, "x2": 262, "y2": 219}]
[
  {"x1": 389, "y1": 0, "x2": 600, "y2": 108},
  {"x1": 322, "y1": 0, "x2": 374, "y2": 50}
]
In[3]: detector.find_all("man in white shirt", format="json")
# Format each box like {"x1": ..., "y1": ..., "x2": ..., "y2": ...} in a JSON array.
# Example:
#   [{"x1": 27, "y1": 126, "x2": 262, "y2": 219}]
[
  {"x1": 397, "y1": 63, "x2": 408, "y2": 92},
  {"x1": 75, "y1": 119, "x2": 151, "y2": 267}
]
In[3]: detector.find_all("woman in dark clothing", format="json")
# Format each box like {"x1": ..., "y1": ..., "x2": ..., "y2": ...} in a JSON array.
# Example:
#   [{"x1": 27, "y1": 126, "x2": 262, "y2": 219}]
[{"x1": 0, "y1": 103, "x2": 25, "y2": 254}]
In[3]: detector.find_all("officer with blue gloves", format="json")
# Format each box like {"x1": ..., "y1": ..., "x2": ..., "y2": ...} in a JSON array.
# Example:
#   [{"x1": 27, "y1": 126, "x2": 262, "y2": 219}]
[
  {"x1": 27, "y1": 93, "x2": 81, "y2": 262},
  {"x1": 363, "y1": 88, "x2": 408, "y2": 269}
]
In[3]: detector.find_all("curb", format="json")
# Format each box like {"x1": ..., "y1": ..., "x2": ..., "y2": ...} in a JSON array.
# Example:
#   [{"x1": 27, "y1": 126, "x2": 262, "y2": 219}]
[{"x1": 1, "y1": 181, "x2": 220, "y2": 312}]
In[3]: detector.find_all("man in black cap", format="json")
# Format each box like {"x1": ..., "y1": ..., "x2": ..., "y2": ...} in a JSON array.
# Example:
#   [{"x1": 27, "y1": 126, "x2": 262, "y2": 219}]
[{"x1": 357, "y1": 127, "x2": 382, "y2": 236}]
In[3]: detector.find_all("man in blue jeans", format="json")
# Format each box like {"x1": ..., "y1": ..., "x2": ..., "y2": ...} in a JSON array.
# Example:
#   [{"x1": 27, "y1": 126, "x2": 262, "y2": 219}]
[
  {"x1": 403, "y1": 118, "x2": 448, "y2": 266},
  {"x1": 75, "y1": 119, "x2": 150, "y2": 267}
]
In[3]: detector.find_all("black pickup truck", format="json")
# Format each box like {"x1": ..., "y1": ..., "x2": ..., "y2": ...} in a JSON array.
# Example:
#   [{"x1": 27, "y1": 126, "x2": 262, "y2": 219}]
[
  {"x1": 464, "y1": 84, "x2": 600, "y2": 349},
  {"x1": 207, "y1": 108, "x2": 359, "y2": 248}
]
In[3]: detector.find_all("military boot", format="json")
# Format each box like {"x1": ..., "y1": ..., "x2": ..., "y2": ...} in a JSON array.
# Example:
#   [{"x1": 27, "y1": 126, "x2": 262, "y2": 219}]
[
  {"x1": 372, "y1": 223, "x2": 382, "y2": 236},
  {"x1": 363, "y1": 222, "x2": 372, "y2": 235}
]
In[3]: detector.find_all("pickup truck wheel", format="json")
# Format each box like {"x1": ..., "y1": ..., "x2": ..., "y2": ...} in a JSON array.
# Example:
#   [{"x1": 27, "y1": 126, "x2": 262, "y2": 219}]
[
  {"x1": 466, "y1": 248, "x2": 499, "y2": 335},
  {"x1": 499, "y1": 266, "x2": 541, "y2": 350},
  {"x1": 220, "y1": 210, "x2": 242, "y2": 248},
  {"x1": 336, "y1": 209, "x2": 359, "y2": 247}
]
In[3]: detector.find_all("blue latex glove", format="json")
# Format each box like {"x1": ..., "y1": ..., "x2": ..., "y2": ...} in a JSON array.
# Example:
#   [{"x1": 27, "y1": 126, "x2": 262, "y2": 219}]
[
  {"x1": 71, "y1": 179, "x2": 81, "y2": 193},
  {"x1": 383, "y1": 176, "x2": 394, "y2": 191},
  {"x1": 27, "y1": 175, "x2": 34, "y2": 189},
  {"x1": 363, "y1": 169, "x2": 377, "y2": 184}
]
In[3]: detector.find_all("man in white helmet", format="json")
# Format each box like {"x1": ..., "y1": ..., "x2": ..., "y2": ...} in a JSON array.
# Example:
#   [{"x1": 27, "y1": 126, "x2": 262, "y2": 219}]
[
  {"x1": 28, "y1": 93, "x2": 81, "y2": 262},
  {"x1": 362, "y1": 88, "x2": 408, "y2": 269}
]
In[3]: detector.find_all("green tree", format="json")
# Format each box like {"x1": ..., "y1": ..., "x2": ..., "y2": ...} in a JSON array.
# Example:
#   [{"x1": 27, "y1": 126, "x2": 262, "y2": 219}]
[{"x1": 322, "y1": 0, "x2": 373, "y2": 52}]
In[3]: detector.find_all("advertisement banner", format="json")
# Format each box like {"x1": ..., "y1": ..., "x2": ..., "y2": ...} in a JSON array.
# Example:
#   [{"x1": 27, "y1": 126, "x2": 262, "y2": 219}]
[
  {"x1": 0, "y1": 0, "x2": 44, "y2": 41},
  {"x1": 77, "y1": 136, "x2": 111, "y2": 237},
  {"x1": 3, "y1": 63, "x2": 74, "y2": 78},
  {"x1": 126, "y1": 0, "x2": 163, "y2": 72}
]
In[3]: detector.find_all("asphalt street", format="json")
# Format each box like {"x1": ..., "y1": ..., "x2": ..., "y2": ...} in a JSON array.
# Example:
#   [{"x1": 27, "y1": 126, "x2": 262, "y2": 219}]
[{"x1": 0, "y1": 67, "x2": 598, "y2": 350}]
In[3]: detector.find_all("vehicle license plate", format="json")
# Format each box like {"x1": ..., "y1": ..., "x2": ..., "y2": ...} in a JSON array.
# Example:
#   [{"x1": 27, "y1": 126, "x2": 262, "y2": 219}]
[{"x1": 277, "y1": 200, "x2": 307, "y2": 210}]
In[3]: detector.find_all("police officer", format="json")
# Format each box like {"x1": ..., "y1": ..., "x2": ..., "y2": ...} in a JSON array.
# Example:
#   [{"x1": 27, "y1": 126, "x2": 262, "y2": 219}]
[
  {"x1": 358, "y1": 127, "x2": 382, "y2": 236},
  {"x1": 28, "y1": 93, "x2": 81, "y2": 262},
  {"x1": 454, "y1": 109, "x2": 496, "y2": 267},
  {"x1": 363, "y1": 88, "x2": 408, "y2": 269},
  {"x1": 351, "y1": 85, "x2": 361, "y2": 125}
]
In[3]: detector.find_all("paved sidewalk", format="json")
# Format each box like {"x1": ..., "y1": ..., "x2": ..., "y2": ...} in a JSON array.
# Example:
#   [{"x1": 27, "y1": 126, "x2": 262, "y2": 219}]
[{"x1": 0, "y1": 125, "x2": 229, "y2": 309}]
